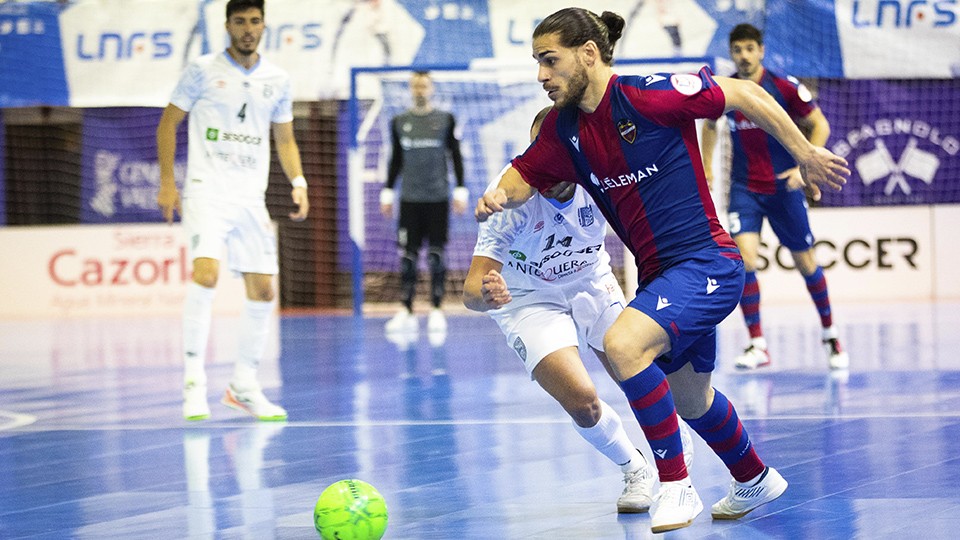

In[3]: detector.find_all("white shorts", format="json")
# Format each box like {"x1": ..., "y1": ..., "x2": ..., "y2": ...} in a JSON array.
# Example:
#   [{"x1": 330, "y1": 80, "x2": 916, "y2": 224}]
[
  {"x1": 181, "y1": 198, "x2": 278, "y2": 276},
  {"x1": 487, "y1": 270, "x2": 626, "y2": 376}
]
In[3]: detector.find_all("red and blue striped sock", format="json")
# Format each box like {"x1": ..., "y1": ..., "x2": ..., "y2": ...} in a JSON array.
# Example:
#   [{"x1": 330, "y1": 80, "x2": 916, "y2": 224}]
[
  {"x1": 619, "y1": 364, "x2": 687, "y2": 482},
  {"x1": 740, "y1": 271, "x2": 763, "y2": 339},
  {"x1": 803, "y1": 267, "x2": 833, "y2": 328},
  {"x1": 684, "y1": 389, "x2": 765, "y2": 482}
]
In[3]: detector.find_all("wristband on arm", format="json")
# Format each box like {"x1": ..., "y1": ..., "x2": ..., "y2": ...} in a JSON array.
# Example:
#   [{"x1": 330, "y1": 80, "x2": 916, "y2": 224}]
[
  {"x1": 453, "y1": 186, "x2": 469, "y2": 204},
  {"x1": 291, "y1": 176, "x2": 307, "y2": 190}
]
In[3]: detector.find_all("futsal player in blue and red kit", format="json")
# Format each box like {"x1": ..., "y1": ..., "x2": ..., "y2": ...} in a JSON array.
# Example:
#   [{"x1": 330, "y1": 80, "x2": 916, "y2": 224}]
[
  {"x1": 476, "y1": 8, "x2": 849, "y2": 534},
  {"x1": 702, "y1": 23, "x2": 849, "y2": 371}
]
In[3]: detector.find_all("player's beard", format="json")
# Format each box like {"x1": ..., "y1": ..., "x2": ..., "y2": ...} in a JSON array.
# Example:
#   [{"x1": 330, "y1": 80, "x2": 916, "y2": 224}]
[
  {"x1": 553, "y1": 60, "x2": 589, "y2": 109},
  {"x1": 737, "y1": 60, "x2": 759, "y2": 79},
  {"x1": 232, "y1": 34, "x2": 260, "y2": 57}
]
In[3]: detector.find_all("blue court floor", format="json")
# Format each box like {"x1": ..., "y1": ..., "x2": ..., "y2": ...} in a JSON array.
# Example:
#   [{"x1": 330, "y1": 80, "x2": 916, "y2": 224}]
[{"x1": 1, "y1": 300, "x2": 960, "y2": 539}]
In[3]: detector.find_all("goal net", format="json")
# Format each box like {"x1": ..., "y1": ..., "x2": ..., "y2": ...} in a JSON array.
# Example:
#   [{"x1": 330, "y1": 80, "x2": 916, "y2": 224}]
[{"x1": 346, "y1": 57, "x2": 725, "y2": 314}]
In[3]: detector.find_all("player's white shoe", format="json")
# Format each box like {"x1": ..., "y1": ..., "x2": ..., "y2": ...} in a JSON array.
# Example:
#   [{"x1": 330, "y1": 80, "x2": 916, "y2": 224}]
[
  {"x1": 711, "y1": 466, "x2": 788, "y2": 520},
  {"x1": 182, "y1": 380, "x2": 210, "y2": 421},
  {"x1": 427, "y1": 308, "x2": 447, "y2": 333},
  {"x1": 221, "y1": 384, "x2": 287, "y2": 421},
  {"x1": 735, "y1": 344, "x2": 771, "y2": 369},
  {"x1": 822, "y1": 327, "x2": 849, "y2": 370},
  {"x1": 617, "y1": 460, "x2": 657, "y2": 513},
  {"x1": 385, "y1": 309, "x2": 418, "y2": 334},
  {"x1": 650, "y1": 480, "x2": 703, "y2": 533}
]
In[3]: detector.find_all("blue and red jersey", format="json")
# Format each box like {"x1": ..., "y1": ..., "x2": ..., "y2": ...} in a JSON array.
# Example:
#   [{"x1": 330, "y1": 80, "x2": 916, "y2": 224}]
[
  {"x1": 512, "y1": 67, "x2": 738, "y2": 286},
  {"x1": 727, "y1": 68, "x2": 817, "y2": 194}
]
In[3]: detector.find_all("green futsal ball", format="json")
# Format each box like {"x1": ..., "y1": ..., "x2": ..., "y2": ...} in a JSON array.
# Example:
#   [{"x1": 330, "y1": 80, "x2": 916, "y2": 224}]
[{"x1": 314, "y1": 479, "x2": 388, "y2": 540}]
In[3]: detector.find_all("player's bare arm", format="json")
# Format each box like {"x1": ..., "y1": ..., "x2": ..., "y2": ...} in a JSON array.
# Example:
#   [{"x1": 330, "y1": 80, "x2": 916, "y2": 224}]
[
  {"x1": 798, "y1": 107, "x2": 831, "y2": 147},
  {"x1": 700, "y1": 119, "x2": 719, "y2": 189},
  {"x1": 462, "y1": 256, "x2": 511, "y2": 311},
  {"x1": 475, "y1": 166, "x2": 536, "y2": 222},
  {"x1": 272, "y1": 121, "x2": 309, "y2": 221},
  {"x1": 715, "y1": 76, "x2": 849, "y2": 197},
  {"x1": 156, "y1": 104, "x2": 187, "y2": 223},
  {"x1": 781, "y1": 106, "x2": 832, "y2": 194}
]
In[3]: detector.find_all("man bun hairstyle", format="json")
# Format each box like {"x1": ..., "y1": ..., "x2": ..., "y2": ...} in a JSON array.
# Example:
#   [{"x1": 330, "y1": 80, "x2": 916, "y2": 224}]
[
  {"x1": 533, "y1": 8, "x2": 625, "y2": 65},
  {"x1": 729, "y1": 23, "x2": 763, "y2": 46},
  {"x1": 226, "y1": 0, "x2": 264, "y2": 20}
]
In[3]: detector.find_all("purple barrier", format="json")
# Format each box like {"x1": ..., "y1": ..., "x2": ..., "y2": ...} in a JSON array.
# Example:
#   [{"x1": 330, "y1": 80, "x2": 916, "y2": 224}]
[
  {"x1": 81, "y1": 108, "x2": 187, "y2": 223},
  {"x1": 819, "y1": 79, "x2": 960, "y2": 206}
]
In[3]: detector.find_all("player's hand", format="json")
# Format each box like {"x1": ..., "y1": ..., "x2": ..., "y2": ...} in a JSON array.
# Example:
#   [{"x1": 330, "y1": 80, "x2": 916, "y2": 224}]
[
  {"x1": 480, "y1": 269, "x2": 512, "y2": 308},
  {"x1": 289, "y1": 186, "x2": 309, "y2": 222},
  {"x1": 798, "y1": 146, "x2": 849, "y2": 200},
  {"x1": 778, "y1": 167, "x2": 805, "y2": 191},
  {"x1": 452, "y1": 186, "x2": 469, "y2": 216},
  {"x1": 778, "y1": 167, "x2": 820, "y2": 201},
  {"x1": 475, "y1": 188, "x2": 508, "y2": 222},
  {"x1": 156, "y1": 183, "x2": 181, "y2": 224},
  {"x1": 379, "y1": 188, "x2": 395, "y2": 219}
]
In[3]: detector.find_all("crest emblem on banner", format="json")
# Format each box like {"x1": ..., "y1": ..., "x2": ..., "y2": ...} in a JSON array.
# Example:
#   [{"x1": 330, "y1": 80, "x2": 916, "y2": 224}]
[{"x1": 617, "y1": 119, "x2": 636, "y2": 143}]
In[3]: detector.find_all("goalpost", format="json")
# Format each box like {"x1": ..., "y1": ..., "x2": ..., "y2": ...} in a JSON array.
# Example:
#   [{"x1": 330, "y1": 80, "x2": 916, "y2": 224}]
[{"x1": 346, "y1": 57, "x2": 728, "y2": 315}]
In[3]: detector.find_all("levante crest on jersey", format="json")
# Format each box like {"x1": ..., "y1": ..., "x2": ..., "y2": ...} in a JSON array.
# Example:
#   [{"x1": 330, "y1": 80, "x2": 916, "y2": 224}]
[{"x1": 617, "y1": 119, "x2": 636, "y2": 143}]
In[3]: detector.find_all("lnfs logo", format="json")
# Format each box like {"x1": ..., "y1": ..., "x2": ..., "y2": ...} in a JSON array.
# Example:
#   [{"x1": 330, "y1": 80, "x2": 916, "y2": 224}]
[
  {"x1": 851, "y1": 0, "x2": 958, "y2": 28},
  {"x1": 77, "y1": 30, "x2": 173, "y2": 60},
  {"x1": 256, "y1": 23, "x2": 322, "y2": 51}
]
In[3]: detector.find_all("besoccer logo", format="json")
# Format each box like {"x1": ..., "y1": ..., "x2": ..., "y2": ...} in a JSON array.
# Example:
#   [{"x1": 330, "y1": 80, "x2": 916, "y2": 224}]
[{"x1": 205, "y1": 128, "x2": 219, "y2": 141}]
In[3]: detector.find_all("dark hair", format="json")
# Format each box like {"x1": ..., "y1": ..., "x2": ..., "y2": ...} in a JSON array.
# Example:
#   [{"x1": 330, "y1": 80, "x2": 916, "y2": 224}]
[
  {"x1": 226, "y1": 0, "x2": 264, "y2": 20},
  {"x1": 729, "y1": 23, "x2": 763, "y2": 46},
  {"x1": 412, "y1": 70, "x2": 431, "y2": 79},
  {"x1": 533, "y1": 8, "x2": 624, "y2": 65}
]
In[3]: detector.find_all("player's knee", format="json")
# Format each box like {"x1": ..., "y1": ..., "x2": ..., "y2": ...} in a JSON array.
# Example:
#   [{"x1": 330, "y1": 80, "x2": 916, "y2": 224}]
[
  {"x1": 793, "y1": 250, "x2": 818, "y2": 275},
  {"x1": 247, "y1": 287, "x2": 275, "y2": 303},
  {"x1": 191, "y1": 269, "x2": 218, "y2": 288},
  {"x1": 566, "y1": 389, "x2": 602, "y2": 427},
  {"x1": 603, "y1": 326, "x2": 634, "y2": 364},
  {"x1": 673, "y1": 388, "x2": 711, "y2": 420},
  {"x1": 400, "y1": 255, "x2": 416, "y2": 280},
  {"x1": 604, "y1": 325, "x2": 658, "y2": 376},
  {"x1": 740, "y1": 252, "x2": 760, "y2": 272},
  {"x1": 427, "y1": 249, "x2": 445, "y2": 275}
]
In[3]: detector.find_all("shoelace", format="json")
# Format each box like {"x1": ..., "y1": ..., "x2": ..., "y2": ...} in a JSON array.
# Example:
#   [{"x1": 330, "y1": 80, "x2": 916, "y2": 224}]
[{"x1": 654, "y1": 483, "x2": 688, "y2": 504}]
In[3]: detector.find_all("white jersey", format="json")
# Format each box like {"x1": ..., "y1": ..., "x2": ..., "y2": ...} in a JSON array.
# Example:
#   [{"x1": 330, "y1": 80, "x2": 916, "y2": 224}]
[
  {"x1": 170, "y1": 51, "x2": 293, "y2": 205},
  {"x1": 473, "y1": 177, "x2": 612, "y2": 294}
]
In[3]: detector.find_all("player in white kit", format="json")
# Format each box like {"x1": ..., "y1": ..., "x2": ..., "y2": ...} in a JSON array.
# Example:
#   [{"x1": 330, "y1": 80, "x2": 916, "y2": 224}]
[
  {"x1": 156, "y1": 0, "x2": 309, "y2": 421},
  {"x1": 463, "y1": 107, "x2": 691, "y2": 513}
]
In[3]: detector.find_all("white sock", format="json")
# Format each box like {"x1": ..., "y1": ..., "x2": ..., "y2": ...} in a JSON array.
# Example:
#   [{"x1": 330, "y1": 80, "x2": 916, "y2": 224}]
[
  {"x1": 822, "y1": 326, "x2": 838, "y2": 340},
  {"x1": 183, "y1": 282, "x2": 216, "y2": 384},
  {"x1": 750, "y1": 336, "x2": 768, "y2": 350},
  {"x1": 572, "y1": 400, "x2": 644, "y2": 473},
  {"x1": 232, "y1": 299, "x2": 273, "y2": 390}
]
